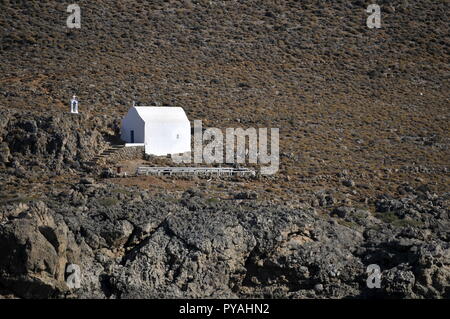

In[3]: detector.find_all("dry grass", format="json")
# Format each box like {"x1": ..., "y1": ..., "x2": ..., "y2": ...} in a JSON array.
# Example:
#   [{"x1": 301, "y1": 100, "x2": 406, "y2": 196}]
[{"x1": 0, "y1": 0, "x2": 448, "y2": 202}]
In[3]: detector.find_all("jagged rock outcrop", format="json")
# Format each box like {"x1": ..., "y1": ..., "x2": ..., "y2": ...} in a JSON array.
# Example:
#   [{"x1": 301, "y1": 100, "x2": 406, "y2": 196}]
[
  {"x1": 0, "y1": 201, "x2": 80, "y2": 298},
  {"x1": 0, "y1": 111, "x2": 112, "y2": 171},
  {"x1": 0, "y1": 185, "x2": 448, "y2": 299}
]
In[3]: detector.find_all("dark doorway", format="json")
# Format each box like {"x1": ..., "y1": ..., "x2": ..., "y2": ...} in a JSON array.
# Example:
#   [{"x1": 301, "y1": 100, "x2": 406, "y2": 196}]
[{"x1": 130, "y1": 130, "x2": 135, "y2": 143}]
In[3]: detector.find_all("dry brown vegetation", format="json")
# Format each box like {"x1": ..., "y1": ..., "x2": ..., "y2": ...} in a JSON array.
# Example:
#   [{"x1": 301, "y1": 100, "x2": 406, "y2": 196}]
[{"x1": 0, "y1": 0, "x2": 448, "y2": 203}]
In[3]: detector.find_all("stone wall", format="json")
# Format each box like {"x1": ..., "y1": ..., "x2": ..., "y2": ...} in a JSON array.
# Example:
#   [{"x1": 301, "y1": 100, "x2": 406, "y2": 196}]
[{"x1": 104, "y1": 146, "x2": 144, "y2": 164}]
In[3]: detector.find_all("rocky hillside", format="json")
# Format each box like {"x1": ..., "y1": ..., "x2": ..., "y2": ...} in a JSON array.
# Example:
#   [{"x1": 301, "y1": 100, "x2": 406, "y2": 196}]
[
  {"x1": 0, "y1": 182, "x2": 448, "y2": 298},
  {"x1": 0, "y1": 0, "x2": 448, "y2": 198},
  {"x1": 0, "y1": 0, "x2": 448, "y2": 298}
]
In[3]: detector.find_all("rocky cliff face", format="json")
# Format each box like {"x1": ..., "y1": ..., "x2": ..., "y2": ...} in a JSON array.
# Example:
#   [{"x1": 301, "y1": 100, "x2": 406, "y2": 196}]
[
  {"x1": 0, "y1": 181, "x2": 448, "y2": 299},
  {"x1": 0, "y1": 110, "x2": 113, "y2": 172},
  {"x1": 0, "y1": 201, "x2": 80, "y2": 298}
]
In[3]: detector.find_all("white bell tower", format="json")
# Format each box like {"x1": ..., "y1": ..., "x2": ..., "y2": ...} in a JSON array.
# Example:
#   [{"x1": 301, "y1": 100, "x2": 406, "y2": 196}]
[{"x1": 70, "y1": 95, "x2": 79, "y2": 114}]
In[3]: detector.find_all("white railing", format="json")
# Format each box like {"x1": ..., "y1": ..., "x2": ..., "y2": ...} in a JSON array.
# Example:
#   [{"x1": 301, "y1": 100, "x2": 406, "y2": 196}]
[{"x1": 136, "y1": 166, "x2": 256, "y2": 176}]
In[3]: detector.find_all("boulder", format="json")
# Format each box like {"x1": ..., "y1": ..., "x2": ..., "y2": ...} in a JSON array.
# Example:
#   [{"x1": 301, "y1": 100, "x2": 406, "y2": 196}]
[{"x1": 0, "y1": 202, "x2": 80, "y2": 298}]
